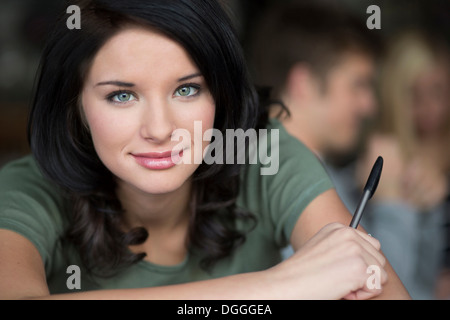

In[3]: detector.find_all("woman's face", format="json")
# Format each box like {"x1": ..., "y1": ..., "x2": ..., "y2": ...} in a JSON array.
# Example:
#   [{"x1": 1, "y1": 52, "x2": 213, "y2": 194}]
[
  {"x1": 411, "y1": 62, "x2": 450, "y2": 137},
  {"x1": 81, "y1": 26, "x2": 215, "y2": 195}
]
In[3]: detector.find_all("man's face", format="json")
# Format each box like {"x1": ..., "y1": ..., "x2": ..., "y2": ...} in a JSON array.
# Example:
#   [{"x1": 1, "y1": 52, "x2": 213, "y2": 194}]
[{"x1": 312, "y1": 52, "x2": 376, "y2": 155}]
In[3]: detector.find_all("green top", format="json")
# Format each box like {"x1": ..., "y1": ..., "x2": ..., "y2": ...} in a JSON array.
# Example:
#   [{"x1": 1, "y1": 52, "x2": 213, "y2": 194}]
[{"x1": 0, "y1": 119, "x2": 334, "y2": 293}]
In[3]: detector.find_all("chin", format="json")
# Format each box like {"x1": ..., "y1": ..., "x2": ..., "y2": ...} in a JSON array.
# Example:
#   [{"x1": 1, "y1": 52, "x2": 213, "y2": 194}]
[
  {"x1": 130, "y1": 165, "x2": 196, "y2": 195},
  {"x1": 328, "y1": 139, "x2": 357, "y2": 157}
]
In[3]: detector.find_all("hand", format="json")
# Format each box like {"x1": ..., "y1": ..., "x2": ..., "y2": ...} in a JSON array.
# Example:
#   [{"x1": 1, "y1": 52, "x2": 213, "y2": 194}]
[{"x1": 267, "y1": 223, "x2": 387, "y2": 300}]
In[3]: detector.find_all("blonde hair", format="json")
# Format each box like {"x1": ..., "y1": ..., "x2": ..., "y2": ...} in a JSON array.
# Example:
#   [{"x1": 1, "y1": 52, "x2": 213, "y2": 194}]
[{"x1": 378, "y1": 30, "x2": 450, "y2": 158}]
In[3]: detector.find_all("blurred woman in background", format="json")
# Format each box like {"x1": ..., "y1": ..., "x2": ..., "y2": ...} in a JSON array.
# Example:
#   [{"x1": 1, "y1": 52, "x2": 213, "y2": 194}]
[{"x1": 357, "y1": 30, "x2": 450, "y2": 299}]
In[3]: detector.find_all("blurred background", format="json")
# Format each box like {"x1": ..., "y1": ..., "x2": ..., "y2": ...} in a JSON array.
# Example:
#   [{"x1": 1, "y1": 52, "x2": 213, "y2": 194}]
[
  {"x1": 0, "y1": 0, "x2": 61, "y2": 165},
  {"x1": 0, "y1": 0, "x2": 449, "y2": 166}
]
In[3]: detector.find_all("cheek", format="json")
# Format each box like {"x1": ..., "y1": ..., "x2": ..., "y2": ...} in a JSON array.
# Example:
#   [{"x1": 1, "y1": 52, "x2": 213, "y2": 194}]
[
  {"x1": 82, "y1": 97, "x2": 134, "y2": 159},
  {"x1": 202, "y1": 107, "x2": 216, "y2": 134},
  {"x1": 198, "y1": 101, "x2": 216, "y2": 149},
  {"x1": 176, "y1": 98, "x2": 215, "y2": 164},
  {"x1": 178, "y1": 96, "x2": 216, "y2": 140},
  {"x1": 321, "y1": 93, "x2": 349, "y2": 127},
  {"x1": 326, "y1": 104, "x2": 359, "y2": 145},
  {"x1": 195, "y1": 96, "x2": 216, "y2": 128}
]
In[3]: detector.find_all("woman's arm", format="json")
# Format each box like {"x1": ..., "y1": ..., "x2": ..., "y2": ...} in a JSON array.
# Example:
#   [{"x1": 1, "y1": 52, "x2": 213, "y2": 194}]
[
  {"x1": 0, "y1": 189, "x2": 410, "y2": 300},
  {"x1": 289, "y1": 189, "x2": 411, "y2": 299},
  {"x1": 0, "y1": 227, "x2": 373, "y2": 300},
  {"x1": 0, "y1": 229, "x2": 50, "y2": 299},
  {"x1": 0, "y1": 229, "x2": 268, "y2": 300},
  {"x1": 0, "y1": 227, "x2": 383, "y2": 300}
]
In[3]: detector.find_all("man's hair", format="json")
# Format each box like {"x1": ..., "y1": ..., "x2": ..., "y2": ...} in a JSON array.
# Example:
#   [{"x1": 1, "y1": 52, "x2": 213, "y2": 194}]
[{"x1": 250, "y1": 1, "x2": 382, "y2": 94}]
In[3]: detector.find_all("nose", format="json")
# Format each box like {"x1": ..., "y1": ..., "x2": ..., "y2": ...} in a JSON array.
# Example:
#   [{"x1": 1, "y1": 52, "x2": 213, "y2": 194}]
[{"x1": 140, "y1": 97, "x2": 176, "y2": 143}]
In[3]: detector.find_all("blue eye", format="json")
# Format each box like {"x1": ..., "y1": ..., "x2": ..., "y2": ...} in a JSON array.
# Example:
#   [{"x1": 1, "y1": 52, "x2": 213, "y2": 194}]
[
  {"x1": 108, "y1": 91, "x2": 137, "y2": 103},
  {"x1": 174, "y1": 85, "x2": 200, "y2": 97}
]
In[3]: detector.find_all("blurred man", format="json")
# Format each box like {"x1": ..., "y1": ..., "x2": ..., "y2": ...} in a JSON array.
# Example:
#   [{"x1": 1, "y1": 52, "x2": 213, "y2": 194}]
[
  {"x1": 250, "y1": 2, "x2": 380, "y2": 162},
  {"x1": 249, "y1": 1, "x2": 382, "y2": 262}
]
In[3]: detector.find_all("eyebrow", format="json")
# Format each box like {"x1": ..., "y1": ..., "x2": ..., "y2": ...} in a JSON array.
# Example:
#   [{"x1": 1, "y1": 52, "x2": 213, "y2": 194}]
[
  {"x1": 94, "y1": 73, "x2": 203, "y2": 88},
  {"x1": 95, "y1": 81, "x2": 135, "y2": 87},
  {"x1": 177, "y1": 73, "x2": 202, "y2": 82}
]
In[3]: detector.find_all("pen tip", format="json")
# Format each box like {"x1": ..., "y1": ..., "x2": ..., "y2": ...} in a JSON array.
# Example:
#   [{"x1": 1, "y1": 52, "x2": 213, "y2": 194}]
[{"x1": 364, "y1": 156, "x2": 383, "y2": 198}]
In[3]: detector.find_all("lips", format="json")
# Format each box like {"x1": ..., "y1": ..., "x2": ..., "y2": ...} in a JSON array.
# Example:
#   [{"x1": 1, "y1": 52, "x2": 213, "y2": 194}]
[{"x1": 132, "y1": 149, "x2": 184, "y2": 170}]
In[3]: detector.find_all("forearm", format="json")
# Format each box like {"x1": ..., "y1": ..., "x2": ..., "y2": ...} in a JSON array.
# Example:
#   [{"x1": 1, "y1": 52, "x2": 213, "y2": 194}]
[{"x1": 30, "y1": 271, "x2": 276, "y2": 300}]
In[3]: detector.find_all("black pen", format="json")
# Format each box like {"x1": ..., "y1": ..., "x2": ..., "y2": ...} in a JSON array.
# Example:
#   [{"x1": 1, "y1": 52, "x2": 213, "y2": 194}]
[{"x1": 349, "y1": 156, "x2": 383, "y2": 229}]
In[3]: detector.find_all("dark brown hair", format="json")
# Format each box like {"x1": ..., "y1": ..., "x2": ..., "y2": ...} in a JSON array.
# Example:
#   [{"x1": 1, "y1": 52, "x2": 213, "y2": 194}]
[{"x1": 249, "y1": 2, "x2": 382, "y2": 96}]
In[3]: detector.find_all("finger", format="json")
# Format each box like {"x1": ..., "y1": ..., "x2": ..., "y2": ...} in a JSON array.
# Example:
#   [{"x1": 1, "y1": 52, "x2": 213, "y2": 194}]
[
  {"x1": 342, "y1": 284, "x2": 380, "y2": 301},
  {"x1": 355, "y1": 228, "x2": 381, "y2": 250},
  {"x1": 341, "y1": 255, "x2": 387, "y2": 300},
  {"x1": 315, "y1": 224, "x2": 387, "y2": 274},
  {"x1": 344, "y1": 288, "x2": 382, "y2": 300},
  {"x1": 339, "y1": 227, "x2": 386, "y2": 268}
]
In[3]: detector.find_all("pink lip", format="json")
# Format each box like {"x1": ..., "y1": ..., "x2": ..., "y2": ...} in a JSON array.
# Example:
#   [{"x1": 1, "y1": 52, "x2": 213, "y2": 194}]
[{"x1": 132, "y1": 150, "x2": 183, "y2": 170}]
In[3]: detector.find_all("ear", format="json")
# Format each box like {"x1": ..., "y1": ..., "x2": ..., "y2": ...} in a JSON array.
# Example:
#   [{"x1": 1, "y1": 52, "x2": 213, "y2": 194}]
[{"x1": 285, "y1": 63, "x2": 319, "y2": 104}]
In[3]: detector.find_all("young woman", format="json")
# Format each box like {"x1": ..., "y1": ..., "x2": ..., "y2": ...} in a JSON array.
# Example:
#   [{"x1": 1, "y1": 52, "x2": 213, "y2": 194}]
[{"x1": 0, "y1": 0, "x2": 409, "y2": 299}]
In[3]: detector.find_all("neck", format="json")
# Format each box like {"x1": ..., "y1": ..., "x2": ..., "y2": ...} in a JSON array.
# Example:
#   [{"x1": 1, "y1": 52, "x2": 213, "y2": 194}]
[
  {"x1": 269, "y1": 103, "x2": 324, "y2": 158},
  {"x1": 117, "y1": 178, "x2": 193, "y2": 233}
]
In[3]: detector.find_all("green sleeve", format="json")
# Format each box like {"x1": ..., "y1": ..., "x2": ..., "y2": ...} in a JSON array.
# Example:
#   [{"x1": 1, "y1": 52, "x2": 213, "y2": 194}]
[
  {"x1": 0, "y1": 156, "x2": 67, "y2": 275},
  {"x1": 238, "y1": 119, "x2": 335, "y2": 247}
]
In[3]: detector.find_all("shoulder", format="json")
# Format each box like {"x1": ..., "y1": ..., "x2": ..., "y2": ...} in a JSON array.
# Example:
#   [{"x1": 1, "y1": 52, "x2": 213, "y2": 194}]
[
  {"x1": 0, "y1": 155, "x2": 54, "y2": 190},
  {"x1": 243, "y1": 117, "x2": 333, "y2": 189},
  {"x1": 0, "y1": 155, "x2": 69, "y2": 269},
  {"x1": 0, "y1": 155, "x2": 66, "y2": 210},
  {"x1": 238, "y1": 119, "x2": 334, "y2": 246}
]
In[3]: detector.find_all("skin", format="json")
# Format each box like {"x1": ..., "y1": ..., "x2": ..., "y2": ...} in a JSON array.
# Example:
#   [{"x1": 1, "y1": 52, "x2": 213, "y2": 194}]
[{"x1": 0, "y1": 27, "x2": 410, "y2": 300}]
